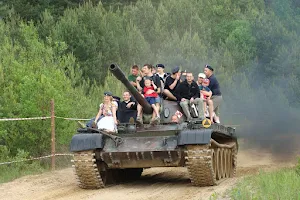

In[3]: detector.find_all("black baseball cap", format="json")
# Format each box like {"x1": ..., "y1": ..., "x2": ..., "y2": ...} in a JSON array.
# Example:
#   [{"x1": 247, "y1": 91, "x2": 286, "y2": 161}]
[
  {"x1": 205, "y1": 64, "x2": 214, "y2": 71},
  {"x1": 156, "y1": 64, "x2": 165, "y2": 68}
]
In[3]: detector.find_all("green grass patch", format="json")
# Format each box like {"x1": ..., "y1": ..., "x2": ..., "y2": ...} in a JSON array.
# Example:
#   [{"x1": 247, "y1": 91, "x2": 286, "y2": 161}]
[
  {"x1": 0, "y1": 161, "x2": 47, "y2": 184},
  {"x1": 230, "y1": 163, "x2": 300, "y2": 200},
  {"x1": 0, "y1": 147, "x2": 47, "y2": 184}
]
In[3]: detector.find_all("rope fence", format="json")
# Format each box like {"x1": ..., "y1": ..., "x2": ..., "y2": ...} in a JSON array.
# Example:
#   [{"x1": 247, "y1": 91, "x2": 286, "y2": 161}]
[
  {"x1": 0, "y1": 116, "x2": 90, "y2": 122},
  {"x1": 0, "y1": 116, "x2": 51, "y2": 121},
  {"x1": 0, "y1": 153, "x2": 73, "y2": 166}
]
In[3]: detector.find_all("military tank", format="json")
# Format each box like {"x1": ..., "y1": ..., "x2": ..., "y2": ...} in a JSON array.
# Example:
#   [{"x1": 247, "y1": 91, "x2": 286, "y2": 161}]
[{"x1": 70, "y1": 64, "x2": 238, "y2": 189}]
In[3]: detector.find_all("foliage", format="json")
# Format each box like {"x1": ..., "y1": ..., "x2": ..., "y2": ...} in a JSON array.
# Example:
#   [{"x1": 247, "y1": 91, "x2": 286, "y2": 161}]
[
  {"x1": 296, "y1": 158, "x2": 300, "y2": 176},
  {"x1": 0, "y1": 0, "x2": 101, "y2": 21},
  {"x1": 0, "y1": 147, "x2": 45, "y2": 183},
  {"x1": 0, "y1": 18, "x2": 99, "y2": 157},
  {"x1": 230, "y1": 168, "x2": 300, "y2": 199}
]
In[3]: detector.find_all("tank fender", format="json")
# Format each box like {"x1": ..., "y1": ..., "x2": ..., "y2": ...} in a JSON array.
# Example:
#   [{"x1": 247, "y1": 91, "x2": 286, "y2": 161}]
[
  {"x1": 70, "y1": 133, "x2": 104, "y2": 152},
  {"x1": 177, "y1": 129, "x2": 213, "y2": 145}
]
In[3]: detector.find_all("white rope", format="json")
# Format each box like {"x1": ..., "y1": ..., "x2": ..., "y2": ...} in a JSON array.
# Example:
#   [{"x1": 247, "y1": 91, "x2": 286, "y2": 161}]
[
  {"x1": 0, "y1": 117, "x2": 51, "y2": 121},
  {"x1": 0, "y1": 116, "x2": 91, "y2": 122},
  {"x1": 55, "y1": 116, "x2": 91, "y2": 121},
  {"x1": 0, "y1": 153, "x2": 74, "y2": 166}
]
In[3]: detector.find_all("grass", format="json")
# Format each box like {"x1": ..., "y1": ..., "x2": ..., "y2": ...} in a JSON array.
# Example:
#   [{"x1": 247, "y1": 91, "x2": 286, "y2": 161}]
[
  {"x1": 0, "y1": 161, "x2": 47, "y2": 183},
  {"x1": 0, "y1": 145, "x2": 72, "y2": 184},
  {"x1": 229, "y1": 165, "x2": 300, "y2": 200}
]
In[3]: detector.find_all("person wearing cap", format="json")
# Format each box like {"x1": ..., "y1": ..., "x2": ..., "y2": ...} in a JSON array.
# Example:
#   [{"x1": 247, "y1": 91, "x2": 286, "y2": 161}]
[
  {"x1": 197, "y1": 73, "x2": 206, "y2": 86},
  {"x1": 200, "y1": 79, "x2": 215, "y2": 123},
  {"x1": 94, "y1": 92, "x2": 118, "y2": 133},
  {"x1": 175, "y1": 72, "x2": 205, "y2": 121},
  {"x1": 163, "y1": 66, "x2": 181, "y2": 101},
  {"x1": 204, "y1": 65, "x2": 222, "y2": 123},
  {"x1": 155, "y1": 64, "x2": 169, "y2": 88}
]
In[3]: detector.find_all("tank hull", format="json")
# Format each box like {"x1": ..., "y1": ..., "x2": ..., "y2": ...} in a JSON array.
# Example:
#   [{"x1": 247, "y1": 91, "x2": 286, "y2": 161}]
[{"x1": 71, "y1": 123, "x2": 237, "y2": 189}]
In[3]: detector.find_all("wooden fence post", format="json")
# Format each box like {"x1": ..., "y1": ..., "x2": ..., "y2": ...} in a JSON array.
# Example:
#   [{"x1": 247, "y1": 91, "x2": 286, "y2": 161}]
[{"x1": 50, "y1": 99, "x2": 56, "y2": 171}]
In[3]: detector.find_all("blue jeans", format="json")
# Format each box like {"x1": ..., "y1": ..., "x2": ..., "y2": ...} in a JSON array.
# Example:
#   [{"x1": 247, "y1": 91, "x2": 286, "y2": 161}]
[
  {"x1": 86, "y1": 116, "x2": 103, "y2": 127},
  {"x1": 155, "y1": 96, "x2": 160, "y2": 103}
]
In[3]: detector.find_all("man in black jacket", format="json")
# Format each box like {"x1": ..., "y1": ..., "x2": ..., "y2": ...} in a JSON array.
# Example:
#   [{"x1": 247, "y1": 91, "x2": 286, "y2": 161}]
[
  {"x1": 118, "y1": 91, "x2": 137, "y2": 123},
  {"x1": 175, "y1": 72, "x2": 204, "y2": 121}
]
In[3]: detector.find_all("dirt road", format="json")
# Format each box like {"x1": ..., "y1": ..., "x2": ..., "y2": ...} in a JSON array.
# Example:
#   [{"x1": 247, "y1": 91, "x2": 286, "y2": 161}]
[{"x1": 0, "y1": 148, "x2": 298, "y2": 200}]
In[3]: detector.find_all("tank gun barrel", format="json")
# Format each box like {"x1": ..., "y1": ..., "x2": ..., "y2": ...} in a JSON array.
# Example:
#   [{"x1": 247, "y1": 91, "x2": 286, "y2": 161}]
[{"x1": 109, "y1": 64, "x2": 153, "y2": 114}]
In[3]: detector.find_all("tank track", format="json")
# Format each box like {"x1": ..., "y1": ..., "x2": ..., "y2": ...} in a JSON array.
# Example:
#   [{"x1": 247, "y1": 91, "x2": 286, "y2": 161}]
[
  {"x1": 72, "y1": 150, "x2": 104, "y2": 189},
  {"x1": 185, "y1": 140, "x2": 237, "y2": 186}
]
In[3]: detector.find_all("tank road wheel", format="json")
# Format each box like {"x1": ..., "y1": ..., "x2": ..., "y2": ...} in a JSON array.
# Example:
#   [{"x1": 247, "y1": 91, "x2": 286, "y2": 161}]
[
  {"x1": 72, "y1": 150, "x2": 115, "y2": 189},
  {"x1": 212, "y1": 149, "x2": 217, "y2": 180},
  {"x1": 185, "y1": 145, "x2": 216, "y2": 186},
  {"x1": 231, "y1": 145, "x2": 238, "y2": 177},
  {"x1": 97, "y1": 161, "x2": 116, "y2": 185},
  {"x1": 210, "y1": 139, "x2": 238, "y2": 181},
  {"x1": 220, "y1": 148, "x2": 225, "y2": 178},
  {"x1": 215, "y1": 148, "x2": 221, "y2": 180},
  {"x1": 224, "y1": 149, "x2": 230, "y2": 178}
]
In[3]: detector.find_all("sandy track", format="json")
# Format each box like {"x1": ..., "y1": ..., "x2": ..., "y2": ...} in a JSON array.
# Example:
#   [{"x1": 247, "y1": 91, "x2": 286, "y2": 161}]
[{"x1": 0, "y1": 148, "x2": 298, "y2": 200}]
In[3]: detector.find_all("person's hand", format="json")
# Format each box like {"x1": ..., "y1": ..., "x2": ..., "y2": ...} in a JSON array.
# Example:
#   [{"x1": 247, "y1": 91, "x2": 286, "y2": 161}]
[
  {"x1": 176, "y1": 73, "x2": 180, "y2": 80},
  {"x1": 136, "y1": 76, "x2": 142, "y2": 82},
  {"x1": 181, "y1": 98, "x2": 186, "y2": 102},
  {"x1": 126, "y1": 102, "x2": 134, "y2": 108}
]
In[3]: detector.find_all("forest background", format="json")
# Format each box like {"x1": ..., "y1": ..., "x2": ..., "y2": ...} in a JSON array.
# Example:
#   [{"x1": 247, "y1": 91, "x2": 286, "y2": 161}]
[{"x1": 0, "y1": 0, "x2": 299, "y2": 179}]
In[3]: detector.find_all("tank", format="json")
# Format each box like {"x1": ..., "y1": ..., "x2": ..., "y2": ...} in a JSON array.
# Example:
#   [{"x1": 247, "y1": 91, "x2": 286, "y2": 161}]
[{"x1": 70, "y1": 64, "x2": 238, "y2": 189}]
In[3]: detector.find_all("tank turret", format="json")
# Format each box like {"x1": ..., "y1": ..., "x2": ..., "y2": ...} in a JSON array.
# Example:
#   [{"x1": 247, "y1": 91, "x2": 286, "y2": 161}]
[{"x1": 109, "y1": 63, "x2": 153, "y2": 114}]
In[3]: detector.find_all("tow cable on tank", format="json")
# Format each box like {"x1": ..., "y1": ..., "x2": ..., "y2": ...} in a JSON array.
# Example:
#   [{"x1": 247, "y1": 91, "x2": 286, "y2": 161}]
[{"x1": 87, "y1": 127, "x2": 123, "y2": 146}]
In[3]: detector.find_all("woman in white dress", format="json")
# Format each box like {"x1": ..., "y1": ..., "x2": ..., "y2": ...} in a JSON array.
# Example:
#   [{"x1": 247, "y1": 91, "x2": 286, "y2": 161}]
[{"x1": 94, "y1": 92, "x2": 118, "y2": 133}]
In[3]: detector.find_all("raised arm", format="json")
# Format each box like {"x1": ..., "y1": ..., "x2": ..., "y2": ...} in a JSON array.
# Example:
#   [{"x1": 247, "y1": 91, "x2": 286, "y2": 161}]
[
  {"x1": 169, "y1": 76, "x2": 180, "y2": 90},
  {"x1": 136, "y1": 76, "x2": 143, "y2": 91}
]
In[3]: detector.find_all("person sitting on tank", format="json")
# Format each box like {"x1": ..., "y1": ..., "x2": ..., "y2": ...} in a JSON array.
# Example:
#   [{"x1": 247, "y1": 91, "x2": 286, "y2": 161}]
[
  {"x1": 155, "y1": 64, "x2": 169, "y2": 89},
  {"x1": 118, "y1": 91, "x2": 137, "y2": 123},
  {"x1": 142, "y1": 78, "x2": 160, "y2": 124},
  {"x1": 175, "y1": 72, "x2": 205, "y2": 121},
  {"x1": 196, "y1": 72, "x2": 206, "y2": 86},
  {"x1": 200, "y1": 78, "x2": 215, "y2": 123},
  {"x1": 94, "y1": 91, "x2": 118, "y2": 133},
  {"x1": 204, "y1": 65, "x2": 222, "y2": 123},
  {"x1": 163, "y1": 66, "x2": 181, "y2": 101},
  {"x1": 128, "y1": 65, "x2": 140, "y2": 89},
  {"x1": 136, "y1": 64, "x2": 161, "y2": 124},
  {"x1": 82, "y1": 96, "x2": 119, "y2": 128}
]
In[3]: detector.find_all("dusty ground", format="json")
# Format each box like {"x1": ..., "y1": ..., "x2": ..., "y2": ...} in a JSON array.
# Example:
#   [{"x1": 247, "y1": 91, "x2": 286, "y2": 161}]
[{"x1": 0, "y1": 147, "x2": 298, "y2": 200}]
